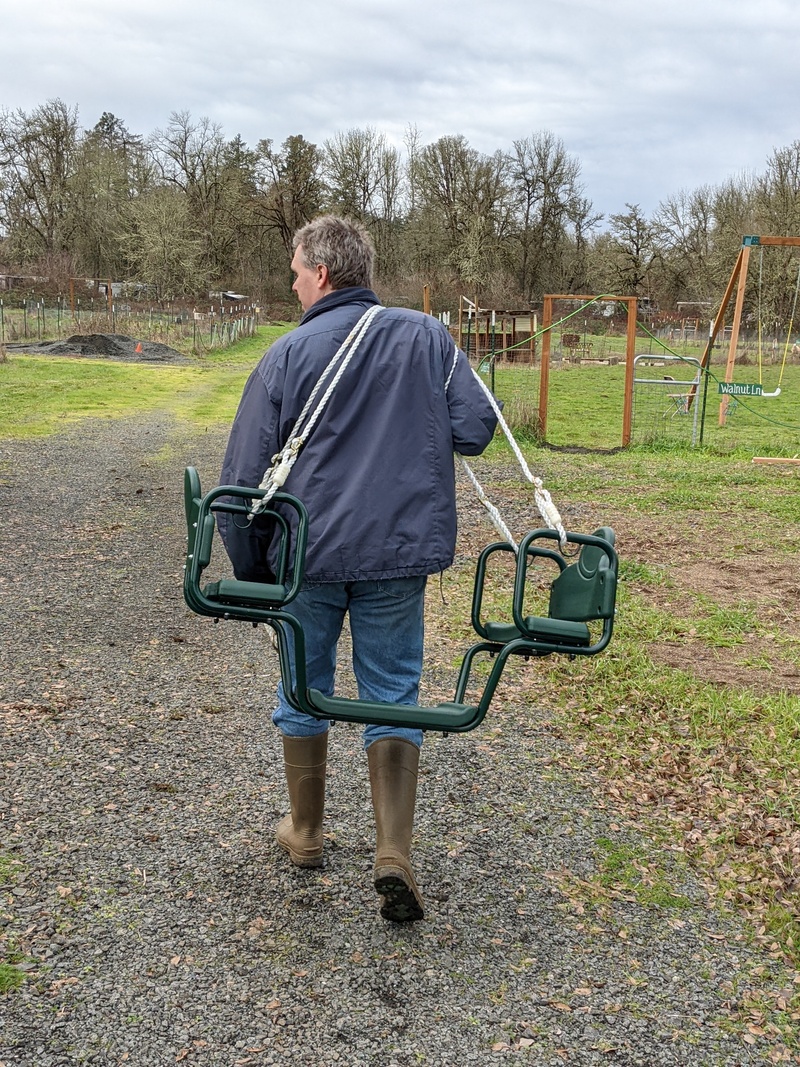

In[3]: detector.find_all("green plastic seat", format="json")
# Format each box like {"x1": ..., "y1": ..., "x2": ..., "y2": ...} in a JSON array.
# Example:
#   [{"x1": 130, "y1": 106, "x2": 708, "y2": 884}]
[
  {"x1": 306, "y1": 690, "x2": 481, "y2": 732},
  {"x1": 182, "y1": 467, "x2": 619, "y2": 734},
  {"x1": 203, "y1": 578, "x2": 288, "y2": 607},
  {"x1": 182, "y1": 466, "x2": 308, "y2": 622},
  {"x1": 472, "y1": 528, "x2": 617, "y2": 658}
]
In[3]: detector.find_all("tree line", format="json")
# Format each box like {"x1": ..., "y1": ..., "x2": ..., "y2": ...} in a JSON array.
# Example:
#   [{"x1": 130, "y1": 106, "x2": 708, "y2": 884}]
[{"x1": 2, "y1": 99, "x2": 800, "y2": 324}]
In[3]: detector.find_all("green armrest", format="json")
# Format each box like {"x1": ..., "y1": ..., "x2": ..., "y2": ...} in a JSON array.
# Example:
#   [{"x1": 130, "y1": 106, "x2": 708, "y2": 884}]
[{"x1": 481, "y1": 621, "x2": 523, "y2": 644}]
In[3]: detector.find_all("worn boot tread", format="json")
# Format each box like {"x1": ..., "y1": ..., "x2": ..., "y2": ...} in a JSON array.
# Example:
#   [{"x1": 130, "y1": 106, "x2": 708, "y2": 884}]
[{"x1": 374, "y1": 863, "x2": 424, "y2": 922}]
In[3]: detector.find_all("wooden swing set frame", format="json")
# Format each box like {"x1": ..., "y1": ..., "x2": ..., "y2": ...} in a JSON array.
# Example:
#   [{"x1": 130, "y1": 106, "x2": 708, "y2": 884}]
[{"x1": 700, "y1": 235, "x2": 800, "y2": 426}]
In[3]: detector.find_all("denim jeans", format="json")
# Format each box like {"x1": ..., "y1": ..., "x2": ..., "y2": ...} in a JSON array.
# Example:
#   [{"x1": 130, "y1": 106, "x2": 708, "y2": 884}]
[{"x1": 271, "y1": 576, "x2": 427, "y2": 749}]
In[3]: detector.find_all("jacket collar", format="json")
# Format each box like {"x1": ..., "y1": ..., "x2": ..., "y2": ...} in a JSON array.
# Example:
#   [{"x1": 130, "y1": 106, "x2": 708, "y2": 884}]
[{"x1": 299, "y1": 287, "x2": 381, "y2": 326}]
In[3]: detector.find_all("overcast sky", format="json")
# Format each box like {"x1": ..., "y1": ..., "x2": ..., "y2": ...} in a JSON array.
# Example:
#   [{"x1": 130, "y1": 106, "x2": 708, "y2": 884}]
[{"x1": 1, "y1": 0, "x2": 798, "y2": 222}]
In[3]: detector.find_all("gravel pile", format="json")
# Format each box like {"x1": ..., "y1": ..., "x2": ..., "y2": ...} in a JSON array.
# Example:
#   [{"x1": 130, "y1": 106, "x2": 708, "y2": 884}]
[{"x1": 0, "y1": 414, "x2": 792, "y2": 1066}]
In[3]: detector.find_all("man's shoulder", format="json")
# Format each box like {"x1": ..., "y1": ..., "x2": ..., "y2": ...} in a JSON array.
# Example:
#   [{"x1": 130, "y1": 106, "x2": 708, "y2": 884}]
[
  {"x1": 379, "y1": 306, "x2": 451, "y2": 339},
  {"x1": 381, "y1": 306, "x2": 432, "y2": 324}
]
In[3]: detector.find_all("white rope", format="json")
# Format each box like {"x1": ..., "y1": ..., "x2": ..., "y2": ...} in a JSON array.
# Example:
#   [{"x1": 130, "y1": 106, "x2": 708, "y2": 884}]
[
  {"x1": 248, "y1": 305, "x2": 384, "y2": 517},
  {"x1": 452, "y1": 348, "x2": 567, "y2": 551},
  {"x1": 444, "y1": 346, "x2": 458, "y2": 392},
  {"x1": 459, "y1": 458, "x2": 517, "y2": 545}
]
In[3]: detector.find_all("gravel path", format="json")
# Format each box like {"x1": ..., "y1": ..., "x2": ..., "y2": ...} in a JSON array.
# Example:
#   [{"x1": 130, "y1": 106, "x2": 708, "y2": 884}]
[{"x1": 0, "y1": 415, "x2": 792, "y2": 1066}]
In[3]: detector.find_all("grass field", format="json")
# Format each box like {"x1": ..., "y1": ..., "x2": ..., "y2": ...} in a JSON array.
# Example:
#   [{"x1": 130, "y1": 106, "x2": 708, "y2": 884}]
[
  {"x1": 490, "y1": 359, "x2": 800, "y2": 454},
  {"x1": 0, "y1": 327, "x2": 289, "y2": 437},
  {"x1": 2, "y1": 326, "x2": 799, "y2": 1005}
]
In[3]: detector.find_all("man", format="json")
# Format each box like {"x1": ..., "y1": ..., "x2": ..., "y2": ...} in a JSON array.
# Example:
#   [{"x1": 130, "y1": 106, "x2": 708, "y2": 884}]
[{"x1": 218, "y1": 215, "x2": 497, "y2": 922}]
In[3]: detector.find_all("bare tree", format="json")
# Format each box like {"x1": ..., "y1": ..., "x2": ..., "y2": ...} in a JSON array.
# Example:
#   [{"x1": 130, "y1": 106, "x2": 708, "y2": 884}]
[
  {"x1": 323, "y1": 127, "x2": 384, "y2": 220},
  {"x1": 124, "y1": 186, "x2": 205, "y2": 301},
  {"x1": 750, "y1": 145, "x2": 800, "y2": 325},
  {"x1": 509, "y1": 131, "x2": 597, "y2": 301},
  {"x1": 149, "y1": 112, "x2": 253, "y2": 283},
  {"x1": 255, "y1": 134, "x2": 325, "y2": 257},
  {"x1": 757, "y1": 142, "x2": 800, "y2": 234},
  {"x1": 653, "y1": 186, "x2": 716, "y2": 304},
  {"x1": 0, "y1": 99, "x2": 80, "y2": 260},
  {"x1": 604, "y1": 204, "x2": 658, "y2": 295},
  {"x1": 71, "y1": 113, "x2": 153, "y2": 279},
  {"x1": 413, "y1": 135, "x2": 513, "y2": 286}
]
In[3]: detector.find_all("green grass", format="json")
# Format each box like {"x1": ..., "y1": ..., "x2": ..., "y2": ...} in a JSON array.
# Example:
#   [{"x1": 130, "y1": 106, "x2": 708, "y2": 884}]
[
  {"x1": 0, "y1": 853, "x2": 26, "y2": 991},
  {"x1": 489, "y1": 356, "x2": 800, "y2": 454},
  {"x1": 0, "y1": 962, "x2": 24, "y2": 993},
  {"x1": 594, "y1": 837, "x2": 692, "y2": 909},
  {"x1": 458, "y1": 433, "x2": 800, "y2": 972},
  {"x1": 0, "y1": 324, "x2": 292, "y2": 438}
]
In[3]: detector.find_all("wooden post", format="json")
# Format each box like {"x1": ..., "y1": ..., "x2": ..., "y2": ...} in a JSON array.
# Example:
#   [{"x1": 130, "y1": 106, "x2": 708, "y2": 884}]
[
  {"x1": 474, "y1": 291, "x2": 480, "y2": 363},
  {"x1": 719, "y1": 245, "x2": 751, "y2": 425},
  {"x1": 539, "y1": 297, "x2": 553, "y2": 440},
  {"x1": 622, "y1": 298, "x2": 638, "y2": 446},
  {"x1": 423, "y1": 284, "x2": 431, "y2": 316}
]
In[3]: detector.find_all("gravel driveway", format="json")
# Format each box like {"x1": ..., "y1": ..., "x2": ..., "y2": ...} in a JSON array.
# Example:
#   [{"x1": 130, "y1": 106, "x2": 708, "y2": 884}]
[{"x1": 0, "y1": 415, "x2": 792, "y2": 1066}]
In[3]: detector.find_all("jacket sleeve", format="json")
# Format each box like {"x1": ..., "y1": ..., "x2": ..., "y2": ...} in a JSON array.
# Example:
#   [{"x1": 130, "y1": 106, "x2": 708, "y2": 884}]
[
  {"x1": 216, "y1": 361, "x2": 282, "y2": 581},
  {"x1": 445, "y1": 345, "x2": 498, "y2": 456}
]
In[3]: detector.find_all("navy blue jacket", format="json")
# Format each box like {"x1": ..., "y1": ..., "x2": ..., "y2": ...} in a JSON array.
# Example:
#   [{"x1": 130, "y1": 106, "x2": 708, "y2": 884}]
[{"x1": 218, "y1": 287, "x2": 497, "y2": 582}]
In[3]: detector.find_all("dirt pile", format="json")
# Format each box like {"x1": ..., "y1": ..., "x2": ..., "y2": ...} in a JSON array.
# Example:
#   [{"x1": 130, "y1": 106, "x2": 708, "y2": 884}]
[{"x1": 4, "y1": 333, "x2": 189, "y2": 362}]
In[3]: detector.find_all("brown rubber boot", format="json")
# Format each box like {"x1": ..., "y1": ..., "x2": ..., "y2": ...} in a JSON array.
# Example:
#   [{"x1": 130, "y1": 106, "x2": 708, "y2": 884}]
[
  {"x1": 368, "y1": 737, "x2": 424, "y2": 922},
  {"x1": 276, "y1": 732, "x2": 328, "y2": 868}
]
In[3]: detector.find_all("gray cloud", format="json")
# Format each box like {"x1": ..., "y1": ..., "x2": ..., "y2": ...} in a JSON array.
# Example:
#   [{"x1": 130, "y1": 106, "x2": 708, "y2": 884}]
[{"x1": 1, "y1": 0, "x2": 799, "y2": 219}]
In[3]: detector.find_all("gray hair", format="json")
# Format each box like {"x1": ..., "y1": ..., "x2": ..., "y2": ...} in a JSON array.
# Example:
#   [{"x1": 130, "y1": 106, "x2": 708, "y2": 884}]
[{"x1": 293, "y1": 214, "x2": 375, "y2": 290}]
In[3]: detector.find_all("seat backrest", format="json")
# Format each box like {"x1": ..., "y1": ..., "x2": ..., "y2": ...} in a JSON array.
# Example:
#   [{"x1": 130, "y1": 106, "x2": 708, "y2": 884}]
[
  {"x1": 184, "y1": 466, "x2": 202, "y2": 541},
  {"x1": 548, "y1": 527, "x2": 616, "y2": 623},
  {"x1": 577, "y1": 526, "x2": 615, "y2": 579}
]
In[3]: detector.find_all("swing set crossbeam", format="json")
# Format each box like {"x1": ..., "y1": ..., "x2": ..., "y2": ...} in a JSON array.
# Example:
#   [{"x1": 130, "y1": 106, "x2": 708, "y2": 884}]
[{"x1": 182, "y1": 468, "x2": 619, "y2": 734}]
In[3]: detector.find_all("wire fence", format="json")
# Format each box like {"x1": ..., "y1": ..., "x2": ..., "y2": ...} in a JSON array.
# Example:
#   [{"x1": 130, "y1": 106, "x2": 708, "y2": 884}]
[
  {"x1": 458, "y1": 320, "x2": 800, "y2": 452},
  {"x1": 0, "y1": 297, "x2": 260, "y2": 354}
]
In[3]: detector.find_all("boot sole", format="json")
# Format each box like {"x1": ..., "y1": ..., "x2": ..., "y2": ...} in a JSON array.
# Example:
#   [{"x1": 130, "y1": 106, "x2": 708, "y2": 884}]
[{"x1": 374, "y1": 871, "x2": 424, "y2": 922}]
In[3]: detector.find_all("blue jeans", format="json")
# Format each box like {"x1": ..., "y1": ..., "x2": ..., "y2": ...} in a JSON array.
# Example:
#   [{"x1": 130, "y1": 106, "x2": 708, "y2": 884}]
[{"x1": 272, "y1": 576, "x2": 427, "y2": 749}]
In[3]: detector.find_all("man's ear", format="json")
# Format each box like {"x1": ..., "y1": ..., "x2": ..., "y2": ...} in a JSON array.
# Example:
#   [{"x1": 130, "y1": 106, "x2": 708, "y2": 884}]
[{"x1": 316, "y1": 262, "x2": 333, "y2": 295}]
